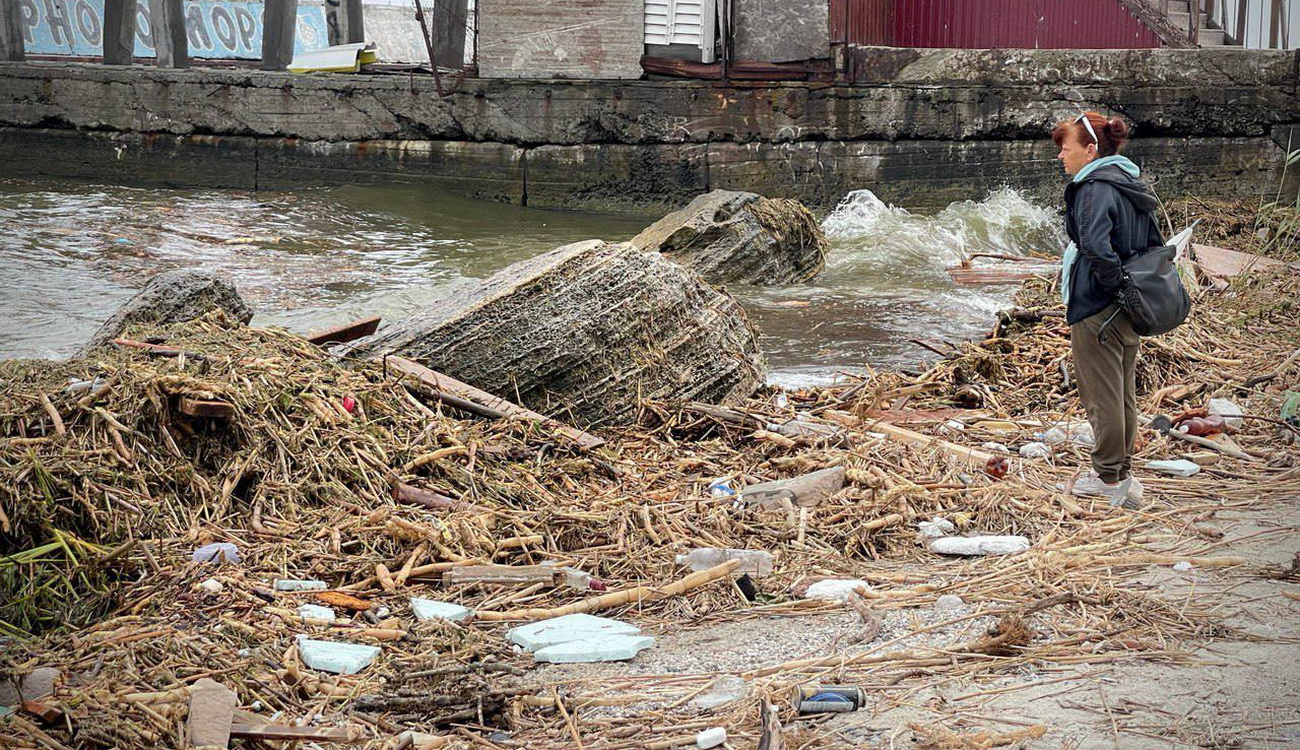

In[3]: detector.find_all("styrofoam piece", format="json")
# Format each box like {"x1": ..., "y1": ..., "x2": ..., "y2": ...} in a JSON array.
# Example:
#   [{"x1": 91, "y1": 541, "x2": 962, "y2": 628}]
[
  {"x1": 1207, "y1": 398, "x2": 1243, "y2": 429},
  {"x1": 507, "y1": 613, "x2": 641, "y2": 652},
  {"x1": 696, "y1": 727, "x2": 728, "y2": 748},
  {"x1": 275, "y1": 579, "x2": 327, "y2": 591},
  {"x1": 1147, "y1": 459, "x2": 1201, "y2": 477},
  {"x1": 296, "y1": 635, "x2": 379, "y2": 675},
  {"x1": 532, "y1": 634, "x2": 654, "y2": 663},
  {"x1": 804, "y1": 579, "x2": 871, "y2": 602},
  {"x1": 411, "y1": 598, "x2": 474, "y2": 623},
  {"x1": 298, "y1": 604, "x2": 336, "y2": 622},
  {"x1": 927, "y1": 535, "x2": 1029, "y2": 556}
]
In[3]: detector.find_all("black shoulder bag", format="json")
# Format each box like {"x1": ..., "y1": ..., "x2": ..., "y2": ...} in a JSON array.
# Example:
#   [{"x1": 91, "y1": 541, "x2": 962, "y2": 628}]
[{"x1": 1097, "y1": 209, "x2": 1191, "y2": 343}]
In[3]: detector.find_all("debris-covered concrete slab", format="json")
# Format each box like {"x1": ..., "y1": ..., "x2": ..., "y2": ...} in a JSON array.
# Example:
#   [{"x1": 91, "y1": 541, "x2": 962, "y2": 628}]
[
  {"x1": 83, "y1": 270, "x2": 252, "y2": 352},
  {"x1": 631, "y1": 190, "x2": 828, "y2": 285},
  {"x1": 353, "y1": 240, "x2": 766, "y2": 426}
]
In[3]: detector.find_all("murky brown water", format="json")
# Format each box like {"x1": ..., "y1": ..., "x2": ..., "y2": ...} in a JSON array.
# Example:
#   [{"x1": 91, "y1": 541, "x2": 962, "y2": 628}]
[{"x1": 0, "y1": 178, "x2": 1065, "y2": 386}]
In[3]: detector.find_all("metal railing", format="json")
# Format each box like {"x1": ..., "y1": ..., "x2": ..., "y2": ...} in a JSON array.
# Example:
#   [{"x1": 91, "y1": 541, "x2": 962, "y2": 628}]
[{"x1": 1205, "y1": 0, "x2": 1293, "y2": 48}]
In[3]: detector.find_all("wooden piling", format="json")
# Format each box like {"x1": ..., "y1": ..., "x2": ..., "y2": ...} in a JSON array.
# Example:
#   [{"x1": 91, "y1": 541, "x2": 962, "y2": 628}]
[
  {"x1": 149, "y1": 0, "x2": 190, "y2": 68},
  {"x1": 0, "y1": 0, "x2": 25, "y2": 62},
  {"x1": 102, "y1": 0, "x2": 138, "y2": 65},
  {"x1": 261, "y1": 0, "x2": 299, "y2": 71}
]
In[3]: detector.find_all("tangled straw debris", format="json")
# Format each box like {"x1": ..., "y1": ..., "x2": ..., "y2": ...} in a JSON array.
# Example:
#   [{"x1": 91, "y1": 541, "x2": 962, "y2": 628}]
[{"x1": 2, "y1": 250, "x2": 1298, "y2": 748}]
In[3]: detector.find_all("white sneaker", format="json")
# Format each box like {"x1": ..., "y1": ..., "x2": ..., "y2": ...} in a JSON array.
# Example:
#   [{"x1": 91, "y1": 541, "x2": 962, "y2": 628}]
[
  {"x1": 1126, "y1": 474, "x2": 1145, "y2": 504},
  {"x1": 1070, "y1": 472, "x2": 1137, "y2": 507}
]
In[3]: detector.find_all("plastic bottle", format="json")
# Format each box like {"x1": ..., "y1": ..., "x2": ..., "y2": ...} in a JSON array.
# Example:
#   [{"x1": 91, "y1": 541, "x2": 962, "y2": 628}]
[
  {"x1": 707, "y1": 478, "x2": 736, "y2": 500},
  {"x1": 675, "y1": 548, "x2": 773, "y2": 577},
  {"x1": 560, "y1": 568, "x2": 608, "y2": 592},
  {"x1": 1176, "y1": 414, "x2": 1226, "y2": 436}
]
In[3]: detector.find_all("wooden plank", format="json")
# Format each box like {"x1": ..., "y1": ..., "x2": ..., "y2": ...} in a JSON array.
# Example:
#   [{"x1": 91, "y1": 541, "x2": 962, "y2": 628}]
[
  {"x1": 178, "y1": 397, "x2": 236, "y2": 419},
  {"x1": 305, "y1": 316, "x2": 381, "y2": 346},
  {"x1": 0, "y1": 0, "x2": 25, "y2": 61},
  {"x1": 261, "y1": 0, "x2": 299, "y2": 71},
  {"x1": 1190, "y1": 243, "x2": 1288, "y2": 278},
  {"x1": 113, "y1": 338, "x2": 190, "y2": 357},
  {"x1": 19, "y1": 700, "x2": 63, "y2": 724},
  {"x1": 325, "y1": 0, "x2": 366, "y2": 45},
  {"x1": 444, "y1": 564, "x2": 559, "y2": 585},
  {"x1": 230, "y1": 723, "x2": 356, "y2": 742},
  {"x1": 149, "y1": 0, "x2": 190, "y2": 68},
  {"x1": 102, "y1": 0, "x2": 138, "y2": 65},
  {"x1": 392, "y1": 482, "x2": 489, "y2": 513},
  {"x1": 946, "y1": 263, "x2": 1059, "y2": 286},
  {"x1": 385, "y1": 356, "x2": 605, "y2": 449},
  {"x1": 866, "y1": 419, "x2": 996, "y2": 466}
]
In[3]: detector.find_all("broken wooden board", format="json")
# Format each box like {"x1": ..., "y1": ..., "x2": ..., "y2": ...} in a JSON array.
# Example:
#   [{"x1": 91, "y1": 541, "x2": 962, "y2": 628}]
[
  {"x1": 392, "y1": 482, "x2": 490, "y2": 514},
  {"x1": 188, "y1": 678, "x2": 237, "y2": 749},
  {"x1": 178, "y1": 397, "x2": 236, "y2": 419},
  {"x1": 866, "y1": 419, "x2": 996, "y2": 466},
  {"x1": 385, "y1": 355, "x2": 605, "y2": 450},
  {"x1": 946, "y1": 263, "x2": 1060, "y2": 286},
  {"x1": 306, "y1": 316, "x2": 382, "y2": 346},
  {"x1": 443, "y1": 564, "x2": 560, "y2": 585},
  {"x1": 1190, "y1": 243, "x2": 1290, "y2": 279}
]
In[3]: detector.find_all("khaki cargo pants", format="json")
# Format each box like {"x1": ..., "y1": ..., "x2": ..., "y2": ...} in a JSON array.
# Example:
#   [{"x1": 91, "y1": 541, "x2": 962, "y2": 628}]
[{"x1": 1070, "y1": 304, "x2": 1140, "y2": 483}]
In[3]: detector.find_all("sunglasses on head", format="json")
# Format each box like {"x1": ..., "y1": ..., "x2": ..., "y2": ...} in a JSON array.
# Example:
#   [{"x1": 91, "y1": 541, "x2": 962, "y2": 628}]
[{"x1": 1076, "y1": 113, "x2": 1099, "y2": 145}]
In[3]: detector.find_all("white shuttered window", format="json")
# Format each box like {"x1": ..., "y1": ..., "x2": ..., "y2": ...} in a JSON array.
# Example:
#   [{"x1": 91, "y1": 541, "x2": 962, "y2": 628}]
[{"x1": 645, "y1": 0, "x2": 717, "y2": 61}]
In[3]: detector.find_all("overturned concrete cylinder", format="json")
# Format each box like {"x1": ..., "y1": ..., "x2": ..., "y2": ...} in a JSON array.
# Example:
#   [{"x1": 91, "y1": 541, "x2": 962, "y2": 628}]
[
  {"x1": 631, "y1": 190, "x2": 828, "y2": 285},
  {"x1": 355, "y1": 240, "x2": 766, "y2": 427},
  {"x1": 83, "y1": 270, "x2": 253, "y2": 352}
]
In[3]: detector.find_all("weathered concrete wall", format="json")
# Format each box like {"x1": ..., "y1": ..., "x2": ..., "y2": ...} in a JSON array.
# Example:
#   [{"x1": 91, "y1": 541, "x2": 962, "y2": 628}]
[
  {"x1": 733, "y1": 0, "x2": 828, "y2": 62},
  {"x1": 477, "y1": 0, "x2": 643, "y2": 79},
  {"x1": 0, "y1": 47, "x2": 1295, "y2": 211}
]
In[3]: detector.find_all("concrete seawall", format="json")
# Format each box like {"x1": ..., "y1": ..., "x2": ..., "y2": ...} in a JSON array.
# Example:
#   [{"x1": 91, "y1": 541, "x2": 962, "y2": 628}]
[{"x1": 1, "y1": 48, "x2": 1296, "y2": 211}]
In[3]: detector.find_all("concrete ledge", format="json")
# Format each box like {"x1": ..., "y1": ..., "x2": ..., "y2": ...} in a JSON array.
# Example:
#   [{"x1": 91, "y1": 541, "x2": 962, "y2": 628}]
[
  {"x1": 1, "y1": 48, "x2": 1295, "y2": 146},
  {"x1": 1, "y1": 127, "x2": 1284, "y2": 212}
]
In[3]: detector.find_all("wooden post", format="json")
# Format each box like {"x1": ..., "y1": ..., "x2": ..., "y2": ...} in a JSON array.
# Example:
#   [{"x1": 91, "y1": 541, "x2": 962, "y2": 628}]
[
  {"x1": 261, "y1": 0, "x2": 298, "y2": 71},
  {"x1": 325, "y1": 0, "x2": 365, "y2": 45},
  {"x1": 103, "y1": 0, "x2": 138, "y2": 65},
  {"x1": 1270, "y1": 0, "x2": 1282, "y2": 48},
  {"x1": 149, "y1": 0, "x2": 189, "y2": 68},
  {"x1": 0, "y1": 0, "x2": 25, "y2": 62}
]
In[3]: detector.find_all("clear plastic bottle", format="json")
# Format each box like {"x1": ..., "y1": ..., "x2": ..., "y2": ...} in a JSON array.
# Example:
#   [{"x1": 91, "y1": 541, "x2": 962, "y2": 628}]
[
  {"x1": 560, "y1": 567, "x2": 607, "y2": 591},
  {"x1": 674, "y1": 548, "x2": 773, "y2": 577}
]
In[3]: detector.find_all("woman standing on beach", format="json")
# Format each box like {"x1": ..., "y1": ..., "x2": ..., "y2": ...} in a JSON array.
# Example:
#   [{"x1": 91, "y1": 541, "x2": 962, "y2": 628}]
[{"x1": 1054, "y1": 111, "x2": 1163, "y2": 507}]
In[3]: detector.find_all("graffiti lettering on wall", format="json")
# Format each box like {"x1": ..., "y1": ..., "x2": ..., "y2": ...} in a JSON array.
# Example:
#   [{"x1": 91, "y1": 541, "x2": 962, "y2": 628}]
[{"x1": 20, "y1": 0, "x2": 328, "y2": 58}]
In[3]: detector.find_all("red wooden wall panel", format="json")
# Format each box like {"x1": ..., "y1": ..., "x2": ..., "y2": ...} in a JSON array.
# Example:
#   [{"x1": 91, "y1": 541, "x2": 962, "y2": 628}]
[{"x1": 830, "y1": 0, "x2": 1162, "y2": 48}]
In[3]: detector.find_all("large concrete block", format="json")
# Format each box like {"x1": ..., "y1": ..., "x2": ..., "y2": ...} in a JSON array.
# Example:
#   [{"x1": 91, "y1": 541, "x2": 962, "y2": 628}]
[
  {"x1": 353, "y1": 239, "x2": 766, "y2": 427},
  {"x1": 630, "y1": 189, "x2": 827, "y2": 285},
  {"x1": 83, "y1": 269, "x2": 254, "y2": 352}
]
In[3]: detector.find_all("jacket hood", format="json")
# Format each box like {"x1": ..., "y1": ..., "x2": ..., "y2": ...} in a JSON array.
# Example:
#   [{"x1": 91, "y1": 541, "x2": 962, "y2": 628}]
[{"x1": 1072, "y1": 157, "x2": 1159, "y2": 214}]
